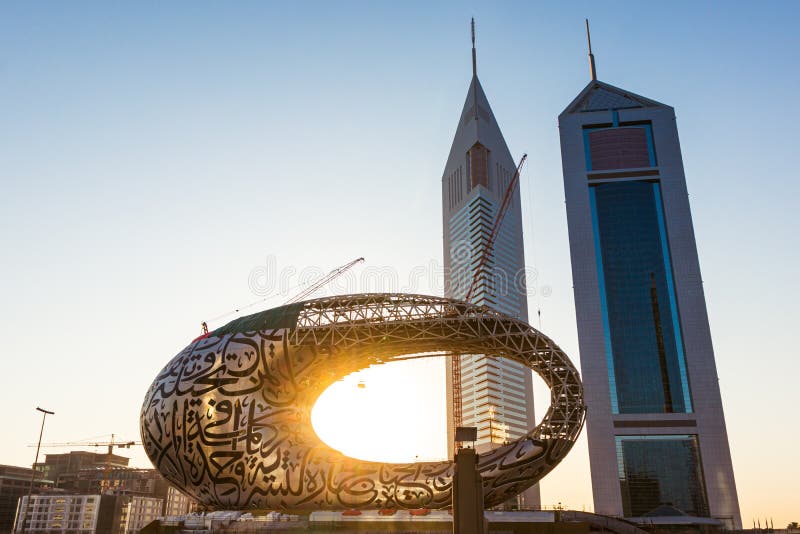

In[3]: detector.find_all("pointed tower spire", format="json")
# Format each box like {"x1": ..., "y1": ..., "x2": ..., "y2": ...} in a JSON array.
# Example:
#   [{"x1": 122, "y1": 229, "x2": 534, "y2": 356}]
[
  {"x1": 585, "y1": 19, "x2": 597, "y2": 81},
  {"x1": 471, "y1": 18, "x2": 477, "y2": 77},
  {"x1": 471, "y1": 18, "x2": 478, "y2": 120}
]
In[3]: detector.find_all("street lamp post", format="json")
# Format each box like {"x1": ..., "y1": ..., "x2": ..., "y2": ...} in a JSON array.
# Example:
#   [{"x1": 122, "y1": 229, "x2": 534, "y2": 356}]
[{"x1": 19, "y1": 407, "x2": 54, "y2": 534}]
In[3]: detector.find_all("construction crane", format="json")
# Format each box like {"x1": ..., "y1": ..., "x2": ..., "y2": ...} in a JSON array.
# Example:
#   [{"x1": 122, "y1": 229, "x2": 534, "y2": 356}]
[
  {"x1": 464, "y1": 154, "x2": 527, "y2": 303},
  {"x1": 31, "y1": 435, "x2": 141, "y2": 493},
  {"x1": 452, "y1": 154, "x2": 527, "y2": 455},
  {"x1": 30, "y1": 434, "x2": 140, "y2": 455},
  {"x1": 285, "y1": 257, "x2": 365, "y2": 304},
  {"x1": 198, "y1": 257, "x2": 365, "y2": 337}
]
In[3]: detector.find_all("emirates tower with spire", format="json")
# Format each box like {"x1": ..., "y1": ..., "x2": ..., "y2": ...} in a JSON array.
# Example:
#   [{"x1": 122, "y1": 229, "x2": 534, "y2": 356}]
[
  {"x1": 558, "y1": 22, "x2": 741, "y2": 527},
  {"x1": 441, "y1": 20, "x2": 539, "y2": 507}
]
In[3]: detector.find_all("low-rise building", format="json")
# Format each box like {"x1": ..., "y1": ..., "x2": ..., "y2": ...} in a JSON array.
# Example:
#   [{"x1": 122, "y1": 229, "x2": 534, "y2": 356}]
[
  {"x1": 35, "y1": 453, "x2": 129, "y2": 490},
  {"x1": 0, "y1": 465, "x2": 54, "y2": 534},
  {"x1": 14, "y1": 493, "x2": 170, "y2": 534},
  {"x1": 6, "y1": 453, "x2": 193, "y2": 534},
  {"x1": 117, "y1": 496, "x2": 162, "y2": 534},
  {"x1": 14, "y1": 494, "x2": 117, "y2": 534},
  {"x1": 12, "y1": 480, "x2": 193, "y2": 534},
  {"x1": 162, "y1": 487, "x2": 191, "y2": 518},
  {"x1": 55, "y1": 468, "x2": 192, "y2": 518}
]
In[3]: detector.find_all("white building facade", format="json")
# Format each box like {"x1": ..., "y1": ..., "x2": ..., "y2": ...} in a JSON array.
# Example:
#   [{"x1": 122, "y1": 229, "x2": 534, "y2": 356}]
[
  {"x1": 15, "y1": 493, "x2": 169, "y2": 534},
  {"x1": 559, "y1": 79, "x2": 741, "y2": 528},
  {"x1": 15, "y1": 495, "x2": 108, "y2": 534},
  {"x1": 117, "y1": 496, "x2": 161, "y2": 534},
  {"x1": 163, "y1": 487, "x2": 192, "y2": 518}
]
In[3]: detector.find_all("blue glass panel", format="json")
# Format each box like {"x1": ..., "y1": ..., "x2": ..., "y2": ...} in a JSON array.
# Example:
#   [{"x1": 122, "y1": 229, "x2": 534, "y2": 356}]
[
  {"x1": 583, "y1": 128, "x2": 594, "y2": 171},
  {"x1": 644, "y1": 125, "x2": 657, "y2": 165},
  {"x1": 591, "y1": 180, "x2": 692, "y2": 413},
  {"x1": 589, "y1": 188, "x2": 619, "y2": 413},
  {"x1": 616, "y1": 435, "x2": 709, "y2": 517},
  {"x1": 653, "y1": 183, "x2": 692, "y2": 411}
]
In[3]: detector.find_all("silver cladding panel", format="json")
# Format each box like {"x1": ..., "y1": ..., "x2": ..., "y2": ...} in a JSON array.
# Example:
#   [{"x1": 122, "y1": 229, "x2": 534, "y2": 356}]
[{"x1": 140, "y1": 294, "x2": 584, "y2": 511}]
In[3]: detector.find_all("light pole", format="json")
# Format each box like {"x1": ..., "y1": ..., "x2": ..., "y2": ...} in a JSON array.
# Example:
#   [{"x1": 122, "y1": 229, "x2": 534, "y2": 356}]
[{"x1": 19, "y1": 407, "x2": 54, "y2": 534}]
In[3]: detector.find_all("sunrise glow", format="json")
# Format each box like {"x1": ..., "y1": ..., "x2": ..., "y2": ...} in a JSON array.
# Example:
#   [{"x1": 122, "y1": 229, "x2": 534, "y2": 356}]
[{"x1": 311, "y1": 357, "x2": 448, "y2": 463}]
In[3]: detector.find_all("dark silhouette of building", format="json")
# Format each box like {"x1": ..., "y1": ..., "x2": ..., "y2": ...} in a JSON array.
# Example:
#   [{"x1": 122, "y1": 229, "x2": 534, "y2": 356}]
[
  {"x1": 0, "y1": 465, "x2": 53, "y2": 534},
  {"x1": 34, "y1": 452, "x2": 129, "y2": 489}
]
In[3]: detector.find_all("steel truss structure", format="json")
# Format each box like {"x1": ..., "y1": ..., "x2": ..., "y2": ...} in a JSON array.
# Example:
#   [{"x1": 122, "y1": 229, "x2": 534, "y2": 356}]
[{"x1": 141, "y1": 293, "x2": 585, "y2": 511}]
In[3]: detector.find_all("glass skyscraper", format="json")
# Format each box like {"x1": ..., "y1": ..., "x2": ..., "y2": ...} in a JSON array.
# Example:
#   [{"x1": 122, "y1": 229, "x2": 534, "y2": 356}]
[
  {"x1": 560, "y1": 78, "x2": 741, "y2": 527},
  {"x1": 441, "y1": 36, "x2": 539, "y2": 507}
]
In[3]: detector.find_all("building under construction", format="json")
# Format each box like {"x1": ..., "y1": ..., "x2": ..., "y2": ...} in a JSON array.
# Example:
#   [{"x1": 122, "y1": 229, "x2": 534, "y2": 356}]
[
  {"x1": 34, "y1": 452, "x2": 129, "y2": 492},
  {"x1": 7, "y1": 451, "x2": 194, "y2": 534}
]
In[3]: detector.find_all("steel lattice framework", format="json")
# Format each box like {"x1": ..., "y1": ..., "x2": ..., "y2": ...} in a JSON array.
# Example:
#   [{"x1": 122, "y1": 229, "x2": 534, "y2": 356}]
[{"x1": 141, "y1": 293, "x2": 585, "y2": 511}]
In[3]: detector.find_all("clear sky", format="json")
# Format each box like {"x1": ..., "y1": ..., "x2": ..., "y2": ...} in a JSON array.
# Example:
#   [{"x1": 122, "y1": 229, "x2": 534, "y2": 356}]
[{"x1": 1, "y1": 0, "x2": 798, "y2": 527}]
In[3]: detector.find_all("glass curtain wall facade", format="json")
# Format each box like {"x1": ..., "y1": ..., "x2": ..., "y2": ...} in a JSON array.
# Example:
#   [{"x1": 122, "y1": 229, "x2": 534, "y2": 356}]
[
  {"x1": 616, "y1": 435, "x2": 708, "y2": 517},
  {"x1": 589, "y1": 179, "x2": 692, "y2": 414}
]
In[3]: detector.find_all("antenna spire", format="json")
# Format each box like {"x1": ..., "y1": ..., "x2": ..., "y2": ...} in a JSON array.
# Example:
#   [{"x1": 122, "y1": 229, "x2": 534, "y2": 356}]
[
  {"x1": 585, "y1": 19, "x2": 597, "y2": 81},
  {"x1": 471, "y1": 18, "x2": 477, "y2": 77}
]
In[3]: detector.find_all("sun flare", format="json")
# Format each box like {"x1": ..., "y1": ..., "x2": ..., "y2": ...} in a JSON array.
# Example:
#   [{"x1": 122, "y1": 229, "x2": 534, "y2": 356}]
[{"x1": 311, "y1": 357, "x2": 448, "y2": 463}]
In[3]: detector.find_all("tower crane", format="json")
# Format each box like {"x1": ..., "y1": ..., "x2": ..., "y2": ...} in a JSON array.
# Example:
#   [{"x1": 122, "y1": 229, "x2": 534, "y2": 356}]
[
  {"x1": 463, "y1": 154, "x2": 527, "y2": 303},
  {"x1": 452, "y1": 154, "x2": 527, "y2": 455},
  {"x1": 29, "y1": 434, "x2": 140, "y2": 455},
  {"x1": 198, "y1": 257, "x2": 365, "y2": 337},
  {"x1": 285, "y1": 257, "x2": 364, "y2": 304},
  {"x1": 30, "y1": 435, "x2": 141, "y2": 493}
]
